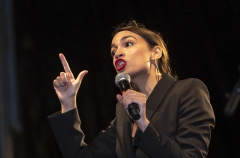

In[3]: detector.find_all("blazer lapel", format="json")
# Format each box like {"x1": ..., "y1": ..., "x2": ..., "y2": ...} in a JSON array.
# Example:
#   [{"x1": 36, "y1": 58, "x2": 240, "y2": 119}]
[
  {"x1": 146, "y1": 73, "x2": 177, "y2": 120},
  {"x1": 132, "y1": 73, "x2": 177, "y2": 153},
  {"x1": 116, "y1": 102, "x2": 136, "y2": 158},
  {"x1": 123, "y1": 113, "x2": 136, "y2": 158}
]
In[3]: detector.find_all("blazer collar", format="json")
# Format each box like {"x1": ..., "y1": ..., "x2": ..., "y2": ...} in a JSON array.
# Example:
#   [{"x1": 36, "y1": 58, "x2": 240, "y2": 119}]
[
  {"x1": 132, "y1": 73, "x2": 177, "y2": 151},
  {"x1": 146, "y1": 73, "x2": 177, "y2": 120}
]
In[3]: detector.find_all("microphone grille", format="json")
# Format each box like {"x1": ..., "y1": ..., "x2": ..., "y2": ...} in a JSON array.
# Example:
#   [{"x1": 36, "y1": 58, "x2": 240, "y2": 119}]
[{"x1": 115, "y1": 73, "x2": 131, "y2": 87}]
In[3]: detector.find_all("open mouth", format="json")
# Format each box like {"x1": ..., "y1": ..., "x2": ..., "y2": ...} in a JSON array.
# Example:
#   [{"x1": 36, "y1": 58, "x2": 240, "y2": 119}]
[{"x1": 115, "y1": 59, "x2": 126, "y2": 71}]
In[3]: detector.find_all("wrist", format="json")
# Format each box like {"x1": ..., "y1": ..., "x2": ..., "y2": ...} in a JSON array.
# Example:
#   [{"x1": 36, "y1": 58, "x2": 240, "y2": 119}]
[
  {"x1": 136, "y1": 118, "x2": 150, "y2": 132},
  {"x1": 60, "y1": 97, "x2": 77, "y2": 113}
]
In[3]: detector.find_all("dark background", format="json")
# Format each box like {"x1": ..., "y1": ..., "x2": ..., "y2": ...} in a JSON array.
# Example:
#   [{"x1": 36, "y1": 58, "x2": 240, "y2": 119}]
[{"x1": 12, "y1": 0, "x2": 239, "y2": 157}]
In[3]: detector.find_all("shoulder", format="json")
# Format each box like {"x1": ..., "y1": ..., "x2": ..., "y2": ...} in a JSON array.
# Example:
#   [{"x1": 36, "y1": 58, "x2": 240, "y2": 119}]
[
  {"x1": 161, "y1": 73, "x2": 209, "y2": 93},
  {"x1": 177, "y1": 78, "x2": 207, "y2": 87},
  {"x1": 175, "y1": 78, "x2": 209, "y2": 93},
  {"x1": 168, "y1": 78, "x2": 211, "y2": 104}
]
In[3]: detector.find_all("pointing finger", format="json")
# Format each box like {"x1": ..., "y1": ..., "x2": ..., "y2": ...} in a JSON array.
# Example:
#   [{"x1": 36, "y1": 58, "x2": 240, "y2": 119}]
[{"x1": 59, "y1": 53, "x2": 73, "y2": 76}]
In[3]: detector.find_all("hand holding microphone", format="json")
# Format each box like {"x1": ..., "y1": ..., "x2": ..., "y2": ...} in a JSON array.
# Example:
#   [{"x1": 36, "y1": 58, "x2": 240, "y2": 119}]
[{"x1": 115, "y1": 73, "x2": 145, "y2": 120}]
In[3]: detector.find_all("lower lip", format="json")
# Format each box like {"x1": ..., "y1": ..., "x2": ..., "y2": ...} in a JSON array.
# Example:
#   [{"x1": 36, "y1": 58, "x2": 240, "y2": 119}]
[{"x1": 117, "y1": 66, "x2": 125, "y2": 71}]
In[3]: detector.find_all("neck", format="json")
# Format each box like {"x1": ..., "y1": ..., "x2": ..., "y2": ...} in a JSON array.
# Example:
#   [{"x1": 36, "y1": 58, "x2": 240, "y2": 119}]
[{"x1": 131, "y1": 67, "x2": 161, "y2": 98}]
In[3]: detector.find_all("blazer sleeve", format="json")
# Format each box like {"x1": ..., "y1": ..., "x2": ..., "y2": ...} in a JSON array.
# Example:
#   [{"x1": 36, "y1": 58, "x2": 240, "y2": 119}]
[
  {"x1": 137, "y1": 79, "x2": 215, "y2": 158},
  {"x1": 48, "y1": 108, "x2": 117, "y2": 158}
]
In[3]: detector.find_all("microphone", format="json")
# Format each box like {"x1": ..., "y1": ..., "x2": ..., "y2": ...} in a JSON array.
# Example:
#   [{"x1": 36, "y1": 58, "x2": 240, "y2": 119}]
[{"x1": 115, "y1": 73, "x2": 140, "y2": 120}]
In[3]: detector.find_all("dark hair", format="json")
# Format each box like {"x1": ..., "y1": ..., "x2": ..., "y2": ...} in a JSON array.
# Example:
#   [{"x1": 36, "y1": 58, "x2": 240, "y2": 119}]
[{"x1": 112, "y1": 20, "x2": 172, "y2": 75}]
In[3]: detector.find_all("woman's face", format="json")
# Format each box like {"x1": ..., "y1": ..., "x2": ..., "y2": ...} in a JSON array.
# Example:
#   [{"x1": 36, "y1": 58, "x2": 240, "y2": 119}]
[{"x1": 111, "y1": 31, "x2": 153, "y2": 79}]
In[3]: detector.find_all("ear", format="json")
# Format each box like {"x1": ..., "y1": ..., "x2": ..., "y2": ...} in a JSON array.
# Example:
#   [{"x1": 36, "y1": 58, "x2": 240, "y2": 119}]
[{"x1": 150, "y1": 46, "x2": 162, "y2": 60}]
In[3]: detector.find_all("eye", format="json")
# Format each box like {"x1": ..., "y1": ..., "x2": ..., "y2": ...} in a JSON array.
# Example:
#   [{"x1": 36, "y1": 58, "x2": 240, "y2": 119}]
[{"x1": 125, "y1": 41, "x2": 133, "y2": 47}]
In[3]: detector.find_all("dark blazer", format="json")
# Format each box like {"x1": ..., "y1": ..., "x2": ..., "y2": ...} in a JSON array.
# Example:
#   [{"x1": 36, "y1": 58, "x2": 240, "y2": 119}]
[{"x1": 48, "y1": 73, "x2": 215, "y2": 158}]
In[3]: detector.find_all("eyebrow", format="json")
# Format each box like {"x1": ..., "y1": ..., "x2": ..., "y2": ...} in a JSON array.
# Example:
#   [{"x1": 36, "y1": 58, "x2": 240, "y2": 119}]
[{"x1": 110, "y1": 35, "x2": 137, "y2": 50}]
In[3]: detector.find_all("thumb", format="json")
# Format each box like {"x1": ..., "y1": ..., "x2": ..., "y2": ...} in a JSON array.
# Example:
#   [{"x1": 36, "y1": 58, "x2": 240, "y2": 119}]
[
  {"x1": 75, "y1": 70, "x2": 88, "y2": 86},
  {"x1": 116, "y1": 94, "x2": 123, "y2": 103}
]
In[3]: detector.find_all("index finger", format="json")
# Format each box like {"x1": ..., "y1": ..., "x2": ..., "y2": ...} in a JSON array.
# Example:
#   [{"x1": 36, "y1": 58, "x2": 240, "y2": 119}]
[{"x1": 59, "y1": 53, "x2": 72, "y2": 74}]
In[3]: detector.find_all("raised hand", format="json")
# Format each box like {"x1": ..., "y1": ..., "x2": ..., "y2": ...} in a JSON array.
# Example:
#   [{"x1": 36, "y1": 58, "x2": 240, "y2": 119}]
[{"x1": 53, "y1": 53, "x2": 88, "y2": 113}]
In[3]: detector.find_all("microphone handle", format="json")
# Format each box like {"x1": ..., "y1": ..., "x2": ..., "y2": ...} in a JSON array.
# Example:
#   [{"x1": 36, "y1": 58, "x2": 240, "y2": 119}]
[
  {"x1": 128, "y1": 103, "x2": 140, "y2": 120},
  {"x1": 119, "y1": 80, "x2": 140, "y2": 120}
]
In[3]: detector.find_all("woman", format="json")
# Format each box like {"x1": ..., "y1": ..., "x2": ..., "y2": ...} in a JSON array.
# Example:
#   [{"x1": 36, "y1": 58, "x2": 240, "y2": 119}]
[{"x1": 48, "y1": 21, "x2": 215, "y2": 158}]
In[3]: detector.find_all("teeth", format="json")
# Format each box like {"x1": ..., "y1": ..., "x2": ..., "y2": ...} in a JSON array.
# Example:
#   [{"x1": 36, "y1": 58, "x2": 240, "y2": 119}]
[{"x1": 118, "y1": 61, "x2": 124, "y2": 68}]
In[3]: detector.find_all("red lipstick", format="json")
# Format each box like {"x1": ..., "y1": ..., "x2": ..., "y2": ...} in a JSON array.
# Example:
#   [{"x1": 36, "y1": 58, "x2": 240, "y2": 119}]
[{"x1": 115, "y1": 59, "x2": 126, "y2": 71}]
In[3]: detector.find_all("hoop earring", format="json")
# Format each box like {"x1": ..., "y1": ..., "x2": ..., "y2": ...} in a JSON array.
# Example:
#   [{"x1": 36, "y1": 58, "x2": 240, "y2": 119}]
[{"x1": 154, "y1": 60, "x2": 161, "y2": 81}]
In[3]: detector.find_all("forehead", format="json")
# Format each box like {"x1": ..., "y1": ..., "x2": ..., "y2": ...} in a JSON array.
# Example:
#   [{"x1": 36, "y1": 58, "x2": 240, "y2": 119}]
[{"x1": 111, "y1": 31, "x2": 144, "y2": 44}]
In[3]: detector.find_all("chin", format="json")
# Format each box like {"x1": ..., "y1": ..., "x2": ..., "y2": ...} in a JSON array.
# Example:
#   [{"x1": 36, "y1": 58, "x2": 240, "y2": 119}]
[{"x1": 120, "y1": 67, "x2": 148, "y2": 78}]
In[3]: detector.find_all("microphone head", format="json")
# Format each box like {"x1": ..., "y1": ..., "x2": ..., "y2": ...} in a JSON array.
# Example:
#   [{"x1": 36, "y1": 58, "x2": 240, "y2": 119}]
[{"x1": 115, "y1": 72, "x2": 131, "y2": 87}]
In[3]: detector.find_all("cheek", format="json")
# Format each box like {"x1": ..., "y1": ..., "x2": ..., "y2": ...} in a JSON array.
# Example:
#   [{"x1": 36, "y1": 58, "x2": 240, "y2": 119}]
[
  {"x1": 137, "y1": 53, "x2": 151, "y2": 69},
  {"x1": 132, "y1": 57, "x2": 150, "y2": 70},
  {"x1": 135, "y1": 52, "x2": 150, "y2": 64}
]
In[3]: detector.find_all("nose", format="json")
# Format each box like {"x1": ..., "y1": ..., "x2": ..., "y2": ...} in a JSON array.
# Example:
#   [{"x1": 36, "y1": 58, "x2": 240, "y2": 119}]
[{"x1": 115, "y1": 51, "x2": 124, "y2": 60}]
